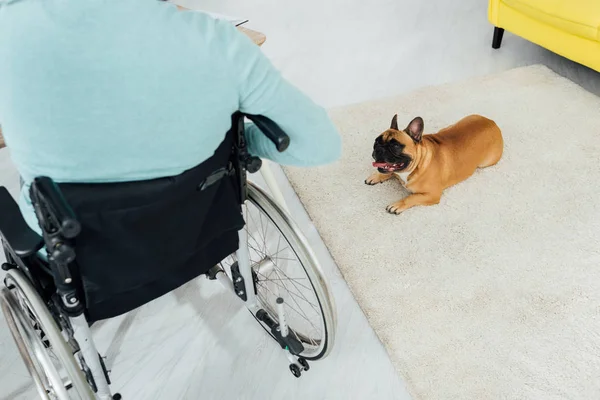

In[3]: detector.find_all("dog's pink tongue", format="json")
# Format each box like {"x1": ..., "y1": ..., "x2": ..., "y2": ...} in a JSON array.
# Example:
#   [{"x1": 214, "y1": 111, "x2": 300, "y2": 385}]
[{"x1": 372, "y1": 162, "x2": 388, "y2": 168}]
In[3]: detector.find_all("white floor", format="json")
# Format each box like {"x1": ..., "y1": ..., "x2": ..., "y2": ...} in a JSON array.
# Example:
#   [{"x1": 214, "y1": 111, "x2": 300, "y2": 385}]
[
  {"x1": 178, "y1": 0, "x2": 600, "y2": 108},
  {"x1": 1, "y1": 0, "x2": 598, "y2": 399}
]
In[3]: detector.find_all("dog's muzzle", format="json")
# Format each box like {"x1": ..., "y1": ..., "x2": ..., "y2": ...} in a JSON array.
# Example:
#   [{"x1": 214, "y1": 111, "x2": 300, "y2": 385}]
[{"x1": 372, "y1": 145, "x2": 409, "y2": 173}]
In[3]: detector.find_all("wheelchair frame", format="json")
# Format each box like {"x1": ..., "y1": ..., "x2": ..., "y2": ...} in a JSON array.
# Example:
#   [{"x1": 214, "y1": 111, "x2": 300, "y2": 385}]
[{"x1": 1, "y1": 113, "x2": 332, "y2": 399}]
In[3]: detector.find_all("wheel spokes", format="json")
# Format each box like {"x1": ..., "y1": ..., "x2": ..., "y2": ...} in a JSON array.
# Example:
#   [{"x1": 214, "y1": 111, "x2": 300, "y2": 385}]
[{"x1": 244, "y1": 200, "x2": 324, "y2": 350}]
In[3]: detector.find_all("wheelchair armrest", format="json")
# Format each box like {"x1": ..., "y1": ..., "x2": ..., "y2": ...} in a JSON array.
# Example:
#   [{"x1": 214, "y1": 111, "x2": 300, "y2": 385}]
[{"x1": 0, "y1": 187, "x2": 44, "y2": 258}]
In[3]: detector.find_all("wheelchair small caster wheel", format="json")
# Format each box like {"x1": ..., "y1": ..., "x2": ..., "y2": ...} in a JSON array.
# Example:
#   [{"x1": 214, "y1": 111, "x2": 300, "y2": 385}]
[
  {"x1": 298, "y1": 357, "x2": 310, "y2": 371},
  {"x1": 113, "y1": 394, "x2": 122, "y2": 400},
  {"x1": 289, "y1": 364, "x2": 302, "y2": 378}
]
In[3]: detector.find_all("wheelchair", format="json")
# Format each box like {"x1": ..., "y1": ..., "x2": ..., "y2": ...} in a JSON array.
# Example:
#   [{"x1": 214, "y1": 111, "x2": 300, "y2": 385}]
[{"x1": 0, "y1": 113, "x2": 336, "y2": 400}]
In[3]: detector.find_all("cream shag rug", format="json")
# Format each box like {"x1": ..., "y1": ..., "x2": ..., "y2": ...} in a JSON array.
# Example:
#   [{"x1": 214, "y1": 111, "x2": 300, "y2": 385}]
[{"x1": 285, "y1": 65, "x2": 600, "y2": 400}]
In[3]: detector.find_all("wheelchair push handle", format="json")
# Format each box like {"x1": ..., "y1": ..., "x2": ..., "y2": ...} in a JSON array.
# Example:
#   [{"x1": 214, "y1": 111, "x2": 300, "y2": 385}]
[
  {"x1": 245, "y1": 114, "x2": 290, "y2": 152},
  {"x1": 30, "y1": 177, "x2": 81, "y2": 239}
]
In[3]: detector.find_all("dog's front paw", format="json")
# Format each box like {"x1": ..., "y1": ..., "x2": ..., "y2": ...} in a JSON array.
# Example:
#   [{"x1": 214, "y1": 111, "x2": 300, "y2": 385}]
[
  {"x1": 365, "y1": 172, "x2": 392, "y2": 185},
  {"x1": 386, "y1": 201, "x2": 405, "y2": 215}
]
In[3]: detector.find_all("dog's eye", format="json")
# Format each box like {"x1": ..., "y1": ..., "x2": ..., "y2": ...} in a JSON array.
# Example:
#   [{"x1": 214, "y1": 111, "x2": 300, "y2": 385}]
[
  {"x1": 375, "y1": 136, "x2": 384, "y2": 145},
  {"x1": 390, "y1": 142, "x2": 404, "y2": 156}
]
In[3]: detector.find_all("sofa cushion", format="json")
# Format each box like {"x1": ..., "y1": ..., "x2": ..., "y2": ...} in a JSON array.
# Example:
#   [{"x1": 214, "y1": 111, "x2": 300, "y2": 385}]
[{"x1": 502, "y1": 0, "x2": 600, "y2": 41}]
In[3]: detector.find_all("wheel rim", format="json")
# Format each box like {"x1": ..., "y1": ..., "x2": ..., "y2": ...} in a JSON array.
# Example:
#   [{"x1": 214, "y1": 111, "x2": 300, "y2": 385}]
[
  {"x1": 2, "y1": 286, "x2": 69, "y2": 399},
  {"x1": 222, "y1": 182, "x2": 336, "y2": 359},
  {"x1": 2, "y1": 269, "x2": 95, "y2": 399},
  {"x1": 1, "y1": 288, "x2": 52, "y2": 399},
  {"x1": 16, "y1": 290, "x2": 73, "y2": 398}
]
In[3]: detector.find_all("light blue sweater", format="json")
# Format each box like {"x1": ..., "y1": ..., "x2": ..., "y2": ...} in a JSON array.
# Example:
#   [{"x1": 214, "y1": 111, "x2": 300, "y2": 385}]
[{"x1": 0, "y1": 0, "x2": 340, "y2": 229}]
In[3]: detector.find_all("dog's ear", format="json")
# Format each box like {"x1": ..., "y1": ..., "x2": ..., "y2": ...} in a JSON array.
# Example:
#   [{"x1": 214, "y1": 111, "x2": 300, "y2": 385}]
[
  {"x1": 390, "y1": 114, "x2": 399, "y2": 131},
  {"x1": 405, "y1": 117, "x2": 424, "y2": 143}
]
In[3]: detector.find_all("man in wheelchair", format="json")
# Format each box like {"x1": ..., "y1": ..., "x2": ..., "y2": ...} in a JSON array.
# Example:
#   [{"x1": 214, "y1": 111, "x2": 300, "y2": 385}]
[{"x1": 0, "y1": 1, "x2": 340, "y2": 398}]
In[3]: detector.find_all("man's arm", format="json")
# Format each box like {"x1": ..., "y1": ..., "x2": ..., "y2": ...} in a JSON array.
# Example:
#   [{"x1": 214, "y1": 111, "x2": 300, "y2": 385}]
[{"x1": 216, "y1": 21, "x2": 341, "y2": 166}]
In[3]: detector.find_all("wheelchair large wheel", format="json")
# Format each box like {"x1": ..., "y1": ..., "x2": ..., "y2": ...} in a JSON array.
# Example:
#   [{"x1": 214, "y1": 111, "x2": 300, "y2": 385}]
[
  {"x1": 1, "y1": 269, "x2": 95, "y2": 399},
  {"x1": 222, "y1": 182, "x2": 336, "y2": 360}
]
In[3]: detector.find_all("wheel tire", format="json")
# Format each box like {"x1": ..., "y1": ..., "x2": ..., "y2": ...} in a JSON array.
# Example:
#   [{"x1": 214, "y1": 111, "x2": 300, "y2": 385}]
[
  {"x1": 289, "y1": 364, "x2": 302, "y2": 378},
  {"x1": 243, "y1": 182, "x2": 336, "y2": 361}
]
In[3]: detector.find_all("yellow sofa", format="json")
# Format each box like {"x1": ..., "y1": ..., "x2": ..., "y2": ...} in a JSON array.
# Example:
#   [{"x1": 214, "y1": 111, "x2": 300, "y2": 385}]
[{"x1": 488, "y1": 0, "x2": 600, "y2": 72}]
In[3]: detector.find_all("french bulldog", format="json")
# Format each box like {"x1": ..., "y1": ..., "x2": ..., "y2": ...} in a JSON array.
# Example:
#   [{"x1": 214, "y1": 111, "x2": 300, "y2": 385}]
[{"x1": 366, "y1": 114, "x2": 503, "y2": 214}]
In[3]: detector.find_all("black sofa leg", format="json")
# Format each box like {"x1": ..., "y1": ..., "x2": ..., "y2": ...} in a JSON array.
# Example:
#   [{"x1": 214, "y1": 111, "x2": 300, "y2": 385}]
[{"x1": 492, "y1": 27, "x2": 504, "y2": 49}]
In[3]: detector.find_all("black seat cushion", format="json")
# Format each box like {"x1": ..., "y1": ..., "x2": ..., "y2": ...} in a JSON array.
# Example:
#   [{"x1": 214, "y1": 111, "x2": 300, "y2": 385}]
[
  {"x1": 58, "y1": 133, "x2": 244, "y2": 322},
  {"x1": 0, "y1": 187, "x2": 43, "y2": 258}
]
